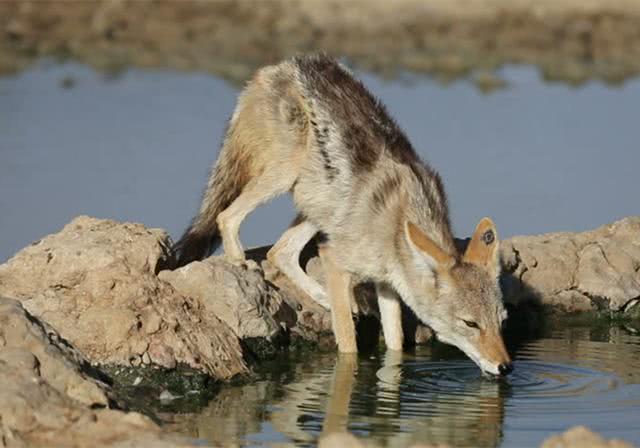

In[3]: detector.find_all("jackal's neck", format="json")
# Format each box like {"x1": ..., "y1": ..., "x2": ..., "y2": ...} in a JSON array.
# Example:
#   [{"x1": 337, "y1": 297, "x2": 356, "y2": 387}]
[{"x1": 401, "y1": 162, "x2": 457, "y2": 259}]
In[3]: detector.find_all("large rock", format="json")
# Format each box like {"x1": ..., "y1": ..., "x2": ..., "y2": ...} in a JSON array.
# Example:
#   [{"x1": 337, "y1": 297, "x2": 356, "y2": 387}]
[
  {"x1": 540, "y1": 426, "x2": 633, "y2": 448},
  {"x1": 501, "y1": 217, "x2": 640, "y2": 313},
  {"x1": 159, "y1": 256, "x2": 339, "y2": 356},
  {"x1": 0, "y1": 350, "x2": 194, "y2": 447},
  {"x1": 0, "y1": 297, "x2": 194, "y2": 447},
  {"x1": 319, "y1": 426, "x2": 635, "y2": 448},
  {"x1": 0, "y1": 216, "x2": 248, "y2": 380},
  {"x1": 158, "y1": 258, "x2": 285, "y2": 341},
  {"x1": 157, "y1": 243, "x2": 336, "y2": 347},
  {"x1": 0, "y1": 297, "x2": 109, "y2": 407}
]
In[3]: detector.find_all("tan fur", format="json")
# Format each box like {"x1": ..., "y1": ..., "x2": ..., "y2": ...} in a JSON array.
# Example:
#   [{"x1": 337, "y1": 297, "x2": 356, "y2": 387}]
[
  {"x1": 377, "y1": 283, "x2": 404, "y2": 350},
  {"x1": 174, "y1": 55, "x2": 512, "y2": 375},
  {"x1": 407, "y1": 222, "x2": 455, "y2": 269},
  {"x1": 478, "y1": 329, "x2": 511, "y2": 368},
  {"x1": 266, "y1": 221, "x2": 329, "y2": 308},
  {"x1": 320, "y1": 245, "x2": 358, "y2": 353},
  {"x1": 463, "y1": 217, "x2": 499, "y2": 272}
]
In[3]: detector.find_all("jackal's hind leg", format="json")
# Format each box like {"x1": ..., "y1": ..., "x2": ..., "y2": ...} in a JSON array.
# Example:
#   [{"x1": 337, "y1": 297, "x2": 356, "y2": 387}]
[
  {"x1": 217, "y1": 174, "x2": 295, "y2": 263},
  {"x1": 376, "y1": 283, "x2": 404, "y2": 351},
  {"x1": 267, "y1": 221, "x2": 330, "y2": 309},
  {"x1": 319, "y1": 245, "x2": 357, "y2": 353}
]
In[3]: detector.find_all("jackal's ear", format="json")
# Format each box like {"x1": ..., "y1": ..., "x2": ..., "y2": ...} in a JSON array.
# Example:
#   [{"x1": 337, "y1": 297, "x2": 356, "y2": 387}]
[
  {"x1": 463, "y1": 217, "x2": 500, "y2": 275},
  {"x1": 406, "y1": 222, "x2": 455, "y2": 271}
]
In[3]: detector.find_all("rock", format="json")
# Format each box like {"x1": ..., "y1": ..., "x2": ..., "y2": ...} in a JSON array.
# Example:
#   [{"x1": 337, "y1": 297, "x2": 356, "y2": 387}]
[
  {"x1": 0, "y1": 350, "x2": 194, "y2": 447},
  {"x1": 0, "y1": 216, "x2": 248, "y2": 380},
  {"x1": 159, "y1": 389, "x2": 180, "y2": 402},
  {"x1": 0, "y1": 296, "x2": 194, "y2": 447},
  {"x1": 319, "y1": 432, "x2": 368, "y2": 448},
  {"x1": 319, "y1": 431, "x2": 447, "y2": 448},
  {"x1": 246, "y1": 245, "x2": 337, "y2": 343},
  {"x1": 159, "y1": 250, "x2": 349, "y2": 352},
  {"x1": 540, "y1": 426, "x2": 633, "y2": 448},
  {"x1": 0, "y1": 297, "x2": 109, "y2": 406},
  {"x1": 321, "y1": 427, "x2": 635, "y2": 448},
  {"x1": 501, "y1": 217, "x2": 640, "y2": 313},
  {"x1": 158, "y1": 258, "x2": 284, "y2": 340}
]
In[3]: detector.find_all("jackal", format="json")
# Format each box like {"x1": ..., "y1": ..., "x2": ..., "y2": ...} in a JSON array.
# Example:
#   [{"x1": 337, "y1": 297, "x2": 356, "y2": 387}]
[{"x1": 173, "y1": 55, "x2": 512, "y2": 376}]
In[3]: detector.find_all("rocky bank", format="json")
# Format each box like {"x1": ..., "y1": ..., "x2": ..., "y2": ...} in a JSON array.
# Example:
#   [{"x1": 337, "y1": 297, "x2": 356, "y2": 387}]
[
  {"x1": 0, "y1": 215, "x2": 639, "y2": 446},
  {"x1": 0, "y1": 297, "x2": 194, "y2": 447},
  {"x1": 1, "y1": 215, "x2": 639, "y2": 375},
  {"x1": 319, "y1": 426, "x2": 634, "y2": 448},
  {"x1": 0, "y1": 217, "x2": 248, "y2": 380},
  {"x1": 502, "y1": 217, "x2": 640, "y2": 314}
]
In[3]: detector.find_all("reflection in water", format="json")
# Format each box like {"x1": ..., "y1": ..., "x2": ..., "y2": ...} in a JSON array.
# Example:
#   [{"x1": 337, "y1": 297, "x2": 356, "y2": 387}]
[
  {"x1": 320, "y1": 354, "x2": 358, "y2": 438},
  {"x1": 379, "y1": 362, "x2": 505, "y2": 447},
  {"x1": 166, "y1": 323, "x2": 640, "y2": 447}
]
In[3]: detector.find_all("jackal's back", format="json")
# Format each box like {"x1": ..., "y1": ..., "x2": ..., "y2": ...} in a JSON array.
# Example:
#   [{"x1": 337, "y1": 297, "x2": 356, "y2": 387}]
[
  {"x1": 293, "y1": 55, "x2": 419, "y2": 173},
  {"x1": 173, "y1": 55, "x2": 455, "y2": 269},
  {"x1": 290, "y1": 55, "x2": 454, "y2": 258}
]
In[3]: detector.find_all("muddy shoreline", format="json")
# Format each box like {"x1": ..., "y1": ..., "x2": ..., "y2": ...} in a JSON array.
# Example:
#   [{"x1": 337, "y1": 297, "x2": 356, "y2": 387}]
[{"x1": 2, "y1": 1, "x2": 640, "y2": 88}]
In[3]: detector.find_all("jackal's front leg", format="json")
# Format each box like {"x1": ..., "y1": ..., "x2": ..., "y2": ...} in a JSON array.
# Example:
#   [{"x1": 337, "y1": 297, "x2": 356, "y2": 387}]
[
  {"x1": 376, "y1": 283, "x2": 404, "y2": 351},
  {"x1": 319, "y1": 245, "x2": 357, "y2": 353}
]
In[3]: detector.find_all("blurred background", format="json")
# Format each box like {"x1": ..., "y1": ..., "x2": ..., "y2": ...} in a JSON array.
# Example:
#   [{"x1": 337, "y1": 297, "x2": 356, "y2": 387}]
[{"x1": 1, "y1": 0, "x2": 639, "y2": 262}]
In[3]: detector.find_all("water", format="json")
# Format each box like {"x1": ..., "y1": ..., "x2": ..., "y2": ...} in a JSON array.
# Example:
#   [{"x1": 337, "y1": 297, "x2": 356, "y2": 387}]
[
  {"x1": 163, "y1": 322, "x2": 640, "y2": 447},
  {"x1": 1, "y1": 62, "x2": 639, "y2": 262}
]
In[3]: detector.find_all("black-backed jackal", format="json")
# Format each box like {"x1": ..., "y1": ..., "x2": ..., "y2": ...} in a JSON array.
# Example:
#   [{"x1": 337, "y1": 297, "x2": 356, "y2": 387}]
[{"x1": 174, "y1": 55, "x2": 512, "y2": 376}]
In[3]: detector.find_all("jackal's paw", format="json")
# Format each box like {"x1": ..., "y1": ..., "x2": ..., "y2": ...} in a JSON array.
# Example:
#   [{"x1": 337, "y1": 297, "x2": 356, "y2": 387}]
[
  {"x1": 224, "y1": 257, "x2": 261, "y2": 273},
  {"x1": 222, "y1": 253, "x2": 248, "y2": 267},
  {"x1": 242, "y1": 259, "x2": 261, "y2": 272}
]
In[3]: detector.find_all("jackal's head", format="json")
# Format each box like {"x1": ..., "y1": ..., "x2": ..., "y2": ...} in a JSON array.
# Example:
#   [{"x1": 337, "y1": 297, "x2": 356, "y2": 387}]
[{"x1": 403, "y1": 218, "x2": 512, "y2": 377}]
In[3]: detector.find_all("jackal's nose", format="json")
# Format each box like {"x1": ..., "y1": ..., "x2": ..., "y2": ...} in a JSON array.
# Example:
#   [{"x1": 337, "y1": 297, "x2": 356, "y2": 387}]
[{"x1": 498, "y1": 362, "x2": 513, "y2": 376}]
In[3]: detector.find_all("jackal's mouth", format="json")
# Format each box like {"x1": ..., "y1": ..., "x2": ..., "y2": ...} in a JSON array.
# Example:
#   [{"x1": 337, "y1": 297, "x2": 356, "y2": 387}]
[
  {"x1": 481, "y1": 363, "x2": 514, "y2": 379},
  {"x1": 461, "y1": 350, "x2": 508, "y2": 378},
  {"x1": 432, "y1": 332, "x2": 512, "y2": 378},
  {"x1": 481, "y1": 370, "x2": 506, "y2": 380}
]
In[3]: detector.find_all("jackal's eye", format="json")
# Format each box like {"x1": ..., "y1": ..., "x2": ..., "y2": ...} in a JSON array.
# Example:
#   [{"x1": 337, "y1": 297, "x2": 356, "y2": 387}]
[
  {"x1": 482, "y1": 229, "x2": 495, "y2": 245},
  {"x1": 463, "y1": 319, "x2": 479, "y2": 329}
]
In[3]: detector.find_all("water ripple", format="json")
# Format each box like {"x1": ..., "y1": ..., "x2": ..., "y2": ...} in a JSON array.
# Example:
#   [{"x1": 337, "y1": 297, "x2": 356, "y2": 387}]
[{"x1": 374, "y1": 358, "x2": 640, "y2": 423}]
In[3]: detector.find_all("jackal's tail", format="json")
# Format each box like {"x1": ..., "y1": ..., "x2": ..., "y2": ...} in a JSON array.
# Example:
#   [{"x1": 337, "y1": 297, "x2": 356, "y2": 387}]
[{"x1": 172, "y1": 134, "x2": 251, "y2": 268}]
